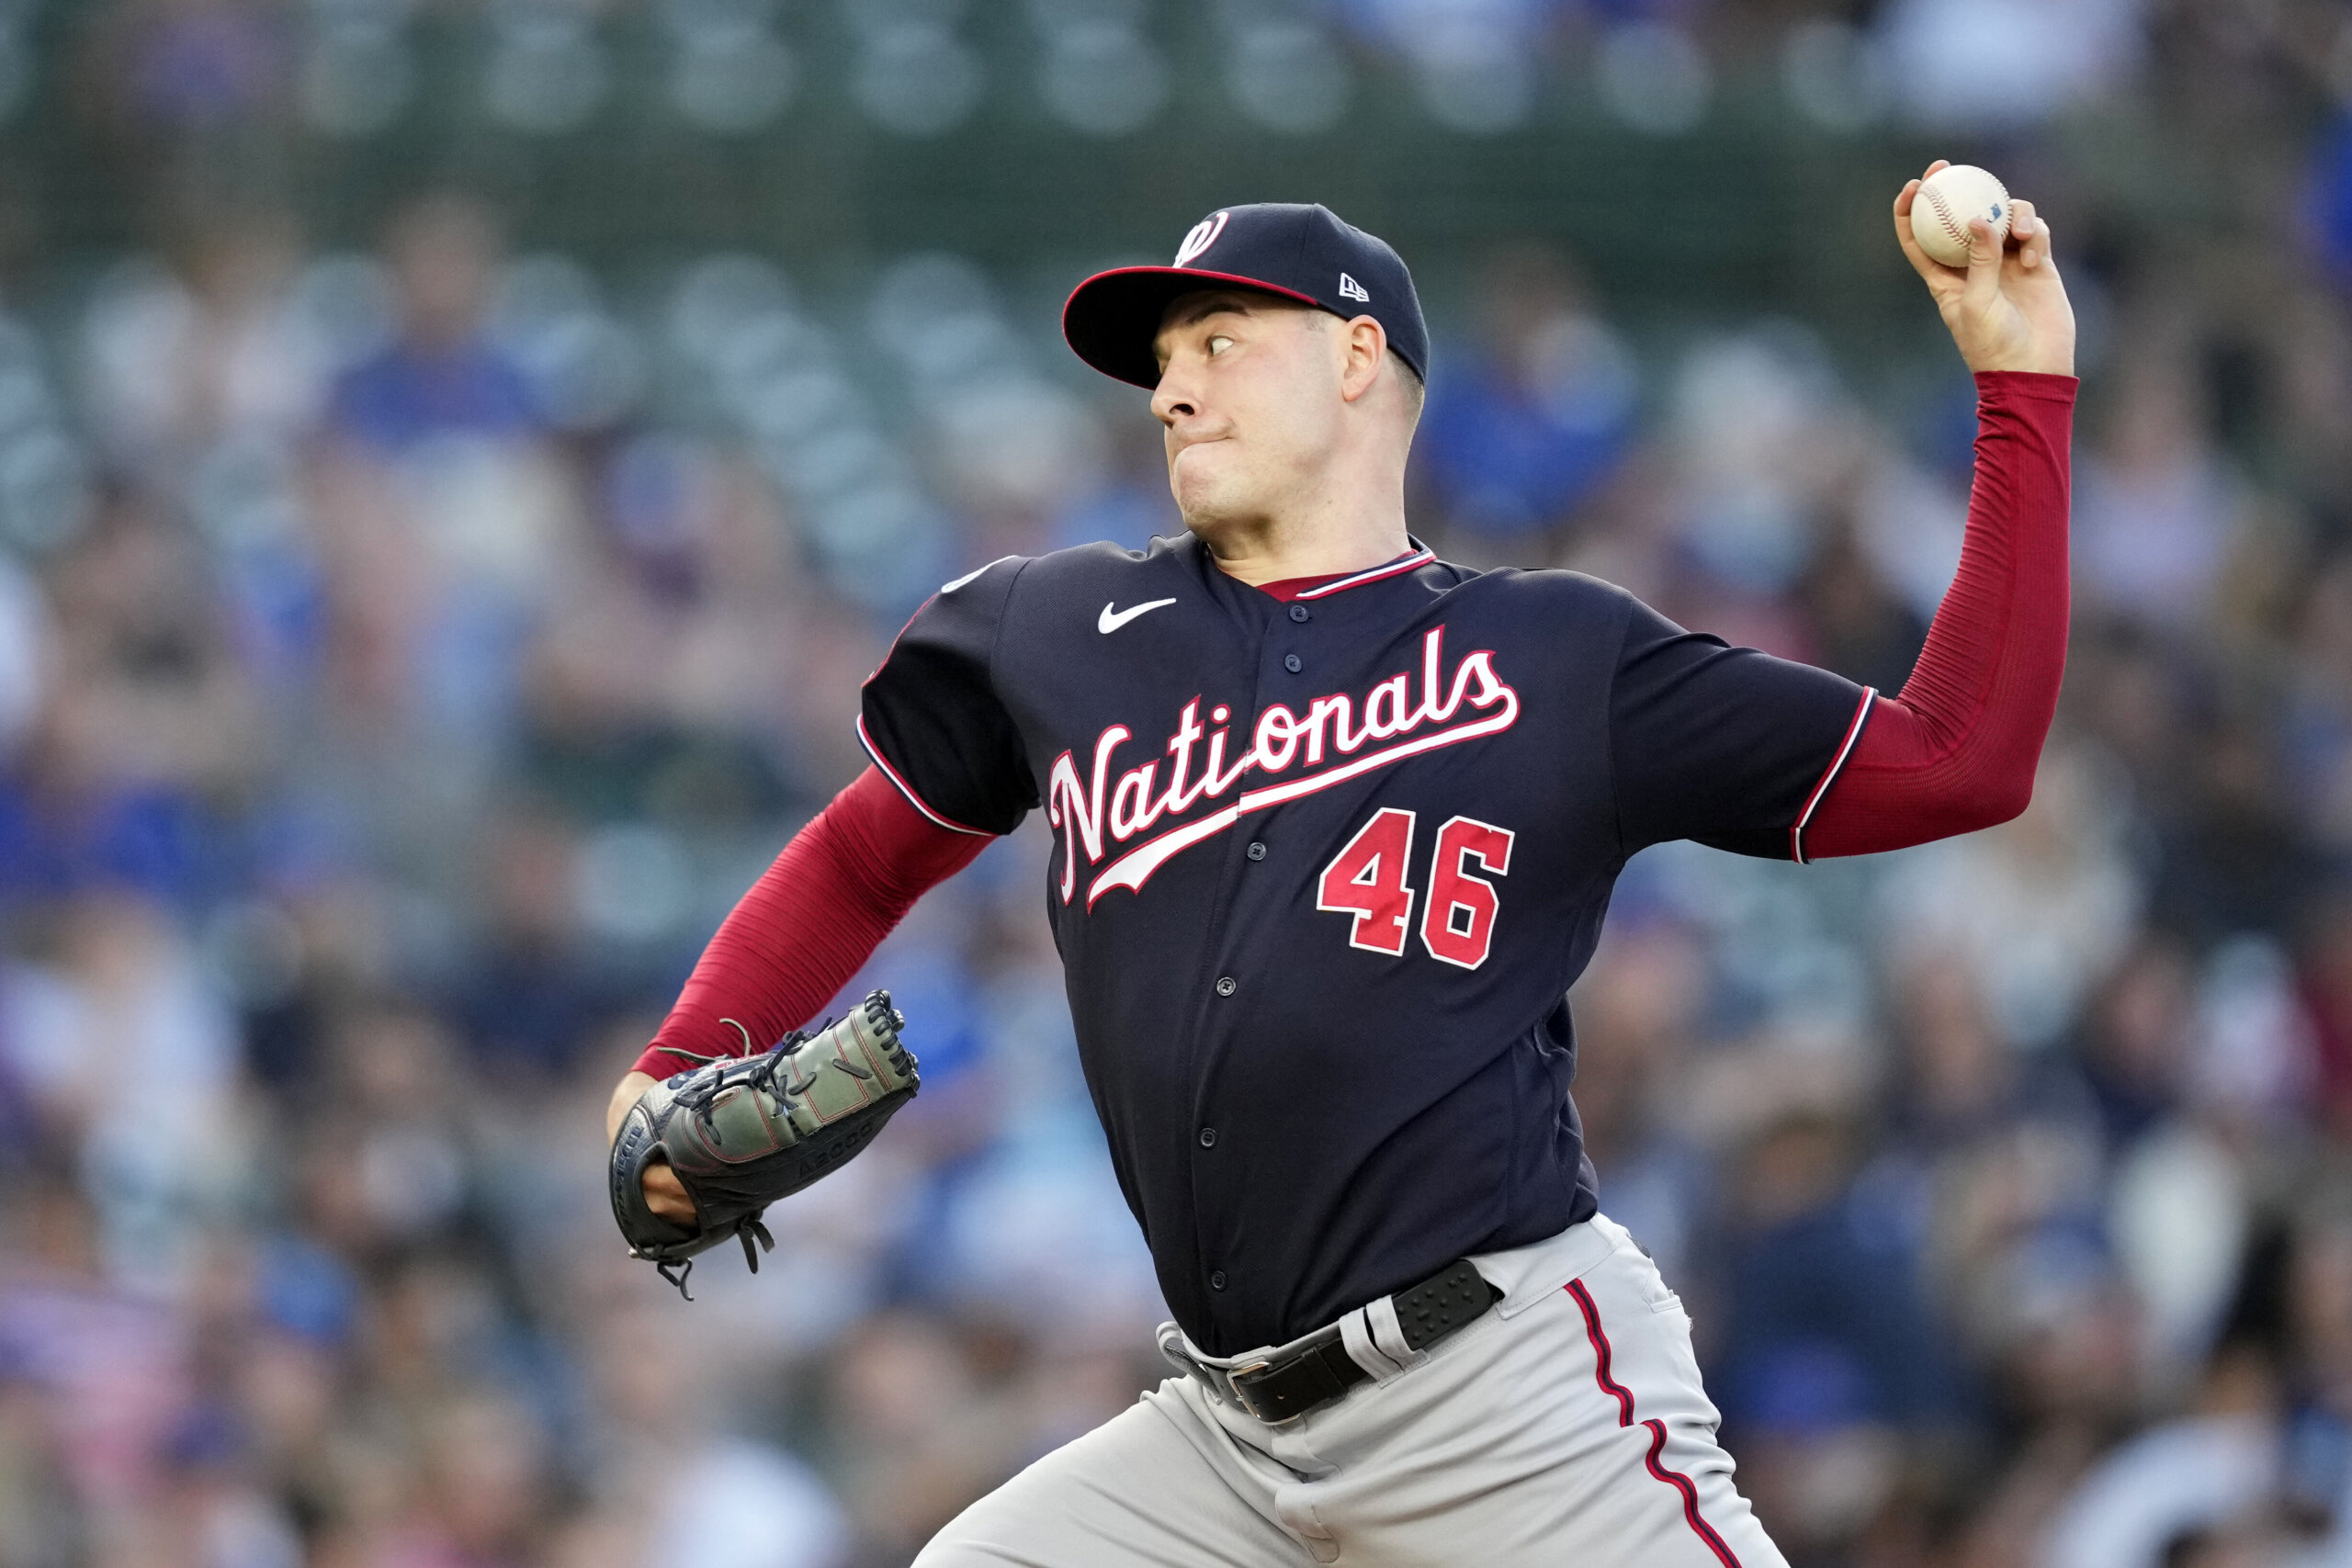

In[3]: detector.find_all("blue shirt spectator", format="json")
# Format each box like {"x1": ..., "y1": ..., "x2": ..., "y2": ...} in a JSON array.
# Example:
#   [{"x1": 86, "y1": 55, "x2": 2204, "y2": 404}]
[
  {"x1": 1413, "y1": 247, "x2": 1636, "y2": 548},
  {"x1": 1713, "y1": 1117, "x2": 1967, "y2": 1435},
  {"x1": 326, "y1": 194, "x2": 542, "y2": 455},
  {"x1": 330, "y1": 339, "x2": 539, "y2": 455}
]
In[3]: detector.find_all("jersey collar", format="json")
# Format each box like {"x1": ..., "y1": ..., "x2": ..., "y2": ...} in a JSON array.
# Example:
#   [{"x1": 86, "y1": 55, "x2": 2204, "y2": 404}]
[{"x1": 1245, "y1": 540, "x2": 1436, "y2": 604}]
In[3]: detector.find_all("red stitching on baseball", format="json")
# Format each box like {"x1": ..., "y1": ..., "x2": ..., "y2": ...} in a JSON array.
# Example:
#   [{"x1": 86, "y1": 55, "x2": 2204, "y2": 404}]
[{"x1": 1922, "y1": 184, "x2": 1968, "y2": 252}]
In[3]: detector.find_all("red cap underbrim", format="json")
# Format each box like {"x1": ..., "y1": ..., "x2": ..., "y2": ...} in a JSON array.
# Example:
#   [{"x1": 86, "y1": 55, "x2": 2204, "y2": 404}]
[{"x1": 1061, "y1": 266, "x2": 1328, "y2": 389}]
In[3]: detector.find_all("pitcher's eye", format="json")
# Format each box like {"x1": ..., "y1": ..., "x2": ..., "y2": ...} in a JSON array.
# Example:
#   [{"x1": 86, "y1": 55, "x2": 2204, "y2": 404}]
[{"x1": 1207, "y1": 334, "x2": 1233, "y2": 355}]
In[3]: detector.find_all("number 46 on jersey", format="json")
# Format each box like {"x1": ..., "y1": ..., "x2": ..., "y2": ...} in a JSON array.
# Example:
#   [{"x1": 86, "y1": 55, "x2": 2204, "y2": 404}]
[{"x1": 1316, "y1": 808, "x2": 1514, "y2": 970}]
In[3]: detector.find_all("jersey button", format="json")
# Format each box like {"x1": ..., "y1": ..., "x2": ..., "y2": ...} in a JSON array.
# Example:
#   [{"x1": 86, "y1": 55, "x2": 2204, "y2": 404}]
[
  {"x1": 1215, "y1": 976, "x2": 1237, "y2": 997},
  {"x1": 1283, "y1": 653, "x2": 1303, "y2": 673},
  {"x1": 1210, "y1": 1271, "x2": 1227, "y2": 1291},
  {"x1": 1289, "y1": 604, "x2": 1310, "y2": 623},
  {"x1": 1246, "y1": 840, "x2": 1266, "y2": 861},
  {"x1": 1199, "y1": 1126, "x2": 1217, "y2": 1147}
]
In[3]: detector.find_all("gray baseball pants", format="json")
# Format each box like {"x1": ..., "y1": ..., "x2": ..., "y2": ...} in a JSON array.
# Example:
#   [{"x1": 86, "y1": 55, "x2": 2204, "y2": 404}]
[{"x1": 914, "y1": 1214, "x2": 1786, "y2": 1567}]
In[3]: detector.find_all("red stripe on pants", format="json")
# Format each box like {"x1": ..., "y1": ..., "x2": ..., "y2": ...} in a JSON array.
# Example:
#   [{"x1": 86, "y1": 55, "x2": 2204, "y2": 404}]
[{"x1": 1564, "y1": 1280, "x2": 1745, "y2": 1568}]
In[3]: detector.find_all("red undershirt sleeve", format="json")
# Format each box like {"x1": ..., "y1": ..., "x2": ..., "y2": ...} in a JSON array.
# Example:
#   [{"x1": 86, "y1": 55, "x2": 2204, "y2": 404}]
[
  {"x1": 1801, "y1": 369, "x2": 2076, "y2": 860},
  {"x1": 632, "y1": 766, "x2": 991, "y2": 1080}
]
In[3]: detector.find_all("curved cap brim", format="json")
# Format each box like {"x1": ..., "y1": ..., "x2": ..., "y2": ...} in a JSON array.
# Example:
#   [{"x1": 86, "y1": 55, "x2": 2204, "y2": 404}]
[{"x1": 1061, "y1": 266, "x2": 1325, "y2": 389}]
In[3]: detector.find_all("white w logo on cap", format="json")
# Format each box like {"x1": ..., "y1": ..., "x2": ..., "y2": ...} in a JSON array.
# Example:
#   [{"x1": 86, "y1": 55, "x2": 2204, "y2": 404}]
[{"x1": 1174, "y1": 211, "x2": 1230, "y2": 267}]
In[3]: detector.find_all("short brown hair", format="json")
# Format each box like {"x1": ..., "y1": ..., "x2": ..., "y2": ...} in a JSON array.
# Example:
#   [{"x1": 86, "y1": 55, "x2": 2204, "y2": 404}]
[{"x1": 1389, "y1": 348, "x2": 1426, "y2": 419}]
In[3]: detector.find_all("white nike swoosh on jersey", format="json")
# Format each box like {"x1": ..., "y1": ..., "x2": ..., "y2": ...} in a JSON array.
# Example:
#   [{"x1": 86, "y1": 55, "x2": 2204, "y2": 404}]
[{"x1": 1098, "y1": 598, "x2": 1178, "y2": 634}]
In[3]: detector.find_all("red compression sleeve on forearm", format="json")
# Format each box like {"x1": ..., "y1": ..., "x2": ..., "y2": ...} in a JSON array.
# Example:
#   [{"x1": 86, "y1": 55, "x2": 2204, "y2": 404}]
[
  {"x1": 1804, "y1": 370, "x2": 2075, "y2": 859},
  {"x1": 632, "y1": 767, "x2": 989, "y2": 1079}
]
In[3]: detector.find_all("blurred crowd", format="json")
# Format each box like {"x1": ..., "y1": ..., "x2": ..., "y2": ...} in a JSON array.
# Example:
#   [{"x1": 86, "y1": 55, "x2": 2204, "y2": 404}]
[{"x1": 4, "y1": 2, "x2": 2352, "y2": 1568}]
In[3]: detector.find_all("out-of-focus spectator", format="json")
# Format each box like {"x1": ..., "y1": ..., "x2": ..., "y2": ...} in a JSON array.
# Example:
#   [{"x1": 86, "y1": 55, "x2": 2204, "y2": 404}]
[
  {"x1": 1709, "y1": 1098, "x2": 1964, "y2": 1560},
  {"x1": 580, "y1": 1303, "x2": 851, "y2": 1568},
  {"x1": 0, "y1": 1175, "x2": 191, "y2": 1510},
  {"x1": 328, "y1": 197, "x2": 540, "y2": 458},
  {"x1": 1652, "y1": 324, "x2": 1866, "y2": 663},
  {"x1": 309, "y1": 194, "x2": 577, "y2": 767},
  {"x1": 1565, "y1": 920, "x2": 1710, "y2": 1286},
  {"x1": 1049, "y1": 420, "x2": 1180, "y2": 556},
  {"x1": 1414, "y1": 246, "x2": 1636, "y2": 565},
  {"x1": 1877, "y1": 746, "x2": 2144, "y2": 1051},
  {"x1": 2039, "y1": 1347, "x2": 2283, "y2": 1568},
  {"x1": 1875, "y1": 0, "x2": 2146, "y2": 131},
  {"x1": 85, "y1": 0, "x2": 291, "y2": 141},
  {"x1": 2295, "y1": 894, "x2": 2352, "y2": 1142},
  {"x1": 82, "y1": 209, "x2": 326, "y2": 490},
  {"x1": 2073, "y1": 341, "x2": 2247, "y2": 633},
  {"x1": 441, "y1": 806, "x2": 624, "y2": 1082},
  {"x1": 1794, "y1": 518, "x2": 1928, "y2": 696},
  {"x1": 2, "y1": 895, "x2": 243, "y2": 1280}
]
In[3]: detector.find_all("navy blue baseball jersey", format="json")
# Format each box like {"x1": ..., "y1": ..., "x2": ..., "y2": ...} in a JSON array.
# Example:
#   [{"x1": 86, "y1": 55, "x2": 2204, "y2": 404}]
[{"x1": 860, "y1": 536, "x2": 1871, "y2": 1356}]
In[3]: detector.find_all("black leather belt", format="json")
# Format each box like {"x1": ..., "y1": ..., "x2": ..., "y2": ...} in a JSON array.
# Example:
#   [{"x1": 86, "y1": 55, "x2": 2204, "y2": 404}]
[{"x1": 1199, "y1": 1259, "x2": 1502, "y2": 1424}]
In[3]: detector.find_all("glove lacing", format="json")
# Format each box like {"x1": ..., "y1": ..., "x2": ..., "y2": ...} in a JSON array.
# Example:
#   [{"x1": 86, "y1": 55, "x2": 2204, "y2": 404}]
[{"x1": 650, "y1": 1213, "x2": 775, "y2": 1301}]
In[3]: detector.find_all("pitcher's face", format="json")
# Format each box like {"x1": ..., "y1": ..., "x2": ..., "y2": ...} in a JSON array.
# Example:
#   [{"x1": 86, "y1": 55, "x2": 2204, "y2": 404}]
[{"x1": 1149, "y1": 291, "x2": 1347, "y2": 537}]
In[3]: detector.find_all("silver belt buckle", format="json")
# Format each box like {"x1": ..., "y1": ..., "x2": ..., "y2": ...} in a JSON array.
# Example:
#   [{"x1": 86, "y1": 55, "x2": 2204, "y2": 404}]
[
  {"x1": 1158, "y1": 1325, "x2": 1261, "y2": 1412},
  {"x1": 1222, "y1": 1359, "x2": 1272, "y2": 1421}
]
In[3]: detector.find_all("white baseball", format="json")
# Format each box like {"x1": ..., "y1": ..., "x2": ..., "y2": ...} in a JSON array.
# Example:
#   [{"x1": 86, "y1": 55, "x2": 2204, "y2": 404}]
[{"x1": 1910, "y1": 164, "x2": 2010, "y2": 269}]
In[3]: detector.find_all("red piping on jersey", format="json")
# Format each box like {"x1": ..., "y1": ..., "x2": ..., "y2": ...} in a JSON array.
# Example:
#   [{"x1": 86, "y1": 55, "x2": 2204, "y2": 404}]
[
  {"x1": 1290, "y1": 548, "x2": 1436, "y2": 598},
  {"x1": 634, "y1": 767, "x2": 986, "y2": 1081},
  {"x1": 857, "y1": 714, "x2": 994, "y2": 837},
  {"x1": 854, "y1": 558, "x2": 1017, "y2": 840},
  {"x1": 1791, "y1": 686, "x2": 1878, "y2": 863},
  {"x1": 1803, "y1": 372, "x2": 2075, "y2": 860},
  {"x1": 1251, "y1": 546, "x2": 1434, "y2": 603},
  {"x1": 1565, "y1": 1280, "x2": 1746, "y2": 1568}
]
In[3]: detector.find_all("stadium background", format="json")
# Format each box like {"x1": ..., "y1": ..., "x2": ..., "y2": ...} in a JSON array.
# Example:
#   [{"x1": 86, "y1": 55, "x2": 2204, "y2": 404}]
[{"x1": 4, "y1": 1, "x2": 2352, "y2": 1564}]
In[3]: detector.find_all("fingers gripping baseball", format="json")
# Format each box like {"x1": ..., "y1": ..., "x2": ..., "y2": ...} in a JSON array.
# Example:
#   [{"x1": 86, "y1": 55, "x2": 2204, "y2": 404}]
[{"x1": 1894, "y1": 165, "x2": 2075, "y2": 378}]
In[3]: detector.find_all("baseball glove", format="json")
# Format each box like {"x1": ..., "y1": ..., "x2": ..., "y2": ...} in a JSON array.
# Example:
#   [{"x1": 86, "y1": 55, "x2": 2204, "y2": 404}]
[{"x1": 609, "y1": 990, "x2": 918, "y2": 1297}]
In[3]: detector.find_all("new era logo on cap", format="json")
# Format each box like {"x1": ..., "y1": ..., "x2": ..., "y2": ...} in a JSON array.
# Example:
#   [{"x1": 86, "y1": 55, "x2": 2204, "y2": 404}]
[{"x1": 1061, "y1": 203, "x2": 1430, "y2": 390}]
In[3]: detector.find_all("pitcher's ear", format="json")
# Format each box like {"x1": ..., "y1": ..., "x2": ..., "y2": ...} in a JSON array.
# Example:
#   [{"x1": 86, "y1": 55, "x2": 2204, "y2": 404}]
[{"x1": 1339, "y1": 315, "x2": 1389, "y2": 403}]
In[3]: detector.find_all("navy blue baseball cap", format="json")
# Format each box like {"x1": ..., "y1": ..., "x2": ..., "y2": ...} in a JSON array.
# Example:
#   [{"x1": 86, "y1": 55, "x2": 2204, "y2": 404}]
[{"x1": 1063, "y1": 203, "x2": 1430, "y2": 390}]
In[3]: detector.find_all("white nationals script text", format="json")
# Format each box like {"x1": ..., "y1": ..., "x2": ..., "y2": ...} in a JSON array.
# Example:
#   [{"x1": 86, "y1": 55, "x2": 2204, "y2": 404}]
[{"x1": 1047, "y1": 626, "x2": 1521, "y2": 908}]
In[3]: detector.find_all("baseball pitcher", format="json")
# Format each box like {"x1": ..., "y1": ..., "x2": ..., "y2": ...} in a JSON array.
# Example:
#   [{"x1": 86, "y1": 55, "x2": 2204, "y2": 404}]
[{"x1": 603, "y1": 164, "x2": 2075, "y2": 1564}]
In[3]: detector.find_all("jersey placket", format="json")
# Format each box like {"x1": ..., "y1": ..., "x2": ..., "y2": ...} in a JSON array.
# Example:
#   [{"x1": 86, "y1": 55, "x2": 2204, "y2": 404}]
[
  {"x1": 1172, "y1": 581, "x2": 1272, "y2": 1330},
  {"x1": 1185, "y1": 583, "x2": 1332, "y2": 1338}
]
